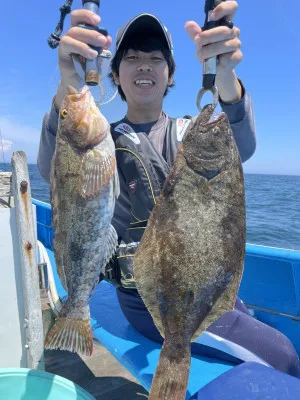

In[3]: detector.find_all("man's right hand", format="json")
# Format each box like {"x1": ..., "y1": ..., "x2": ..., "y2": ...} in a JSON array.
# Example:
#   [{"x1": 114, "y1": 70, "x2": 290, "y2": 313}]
[{"x1": 54, "y1": 8, "x2": 112, "y2": 110}]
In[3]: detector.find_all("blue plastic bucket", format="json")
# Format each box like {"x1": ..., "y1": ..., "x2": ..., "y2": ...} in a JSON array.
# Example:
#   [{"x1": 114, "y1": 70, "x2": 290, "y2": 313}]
[{"x1": 0, "y1": 368, "x2": 95, "y2": 399}]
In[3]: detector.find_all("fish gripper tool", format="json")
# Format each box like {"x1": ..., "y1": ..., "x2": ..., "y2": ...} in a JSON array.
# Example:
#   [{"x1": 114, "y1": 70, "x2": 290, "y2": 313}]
[
  {"x1": 197, "y1": 0, "x2": 234, "y2": 112},
  {"x1": 47, "y1": 0, "x2": 108, "y2": 86}
]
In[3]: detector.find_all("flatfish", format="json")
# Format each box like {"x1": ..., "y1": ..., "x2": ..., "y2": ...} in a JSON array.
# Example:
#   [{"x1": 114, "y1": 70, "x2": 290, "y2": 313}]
[{"x1": 133, "y1": 103, "x2": 246, "y2": 399}]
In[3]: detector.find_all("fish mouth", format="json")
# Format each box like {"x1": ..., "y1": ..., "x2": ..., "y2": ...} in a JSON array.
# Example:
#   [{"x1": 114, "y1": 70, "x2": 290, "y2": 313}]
[
  {"x1": 69, "y1": 85, "x2": 92, "y2": 107},
  {"x1": 198, "y1": 104, "x2": 227, "y2": 127},
  {"x1": 67, "y1": 85, "x2": 90, "y2": 97},
  {"x1": 65, "y1": 86, "x2": 92, "y2": 128},
  {"x1": 205, "y1": 112, "x2": 226, "y2": 126}
]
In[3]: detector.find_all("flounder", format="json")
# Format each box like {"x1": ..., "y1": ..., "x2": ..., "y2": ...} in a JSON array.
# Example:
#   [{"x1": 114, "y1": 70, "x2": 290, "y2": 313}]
[{"x1": 134, "y1": 103, "x2": 246, "y2": 399}]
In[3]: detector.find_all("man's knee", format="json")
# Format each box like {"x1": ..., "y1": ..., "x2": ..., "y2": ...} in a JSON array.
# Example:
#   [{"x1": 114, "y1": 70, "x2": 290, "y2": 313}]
[{"x1": 208, "y1": 310, "x2": 300, "y2": 377}]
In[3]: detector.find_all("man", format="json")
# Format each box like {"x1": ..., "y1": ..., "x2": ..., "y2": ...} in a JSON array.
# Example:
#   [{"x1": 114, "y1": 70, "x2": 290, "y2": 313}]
[{"x1": 38, "y1": 3, "x2": 300, "y2": 377}]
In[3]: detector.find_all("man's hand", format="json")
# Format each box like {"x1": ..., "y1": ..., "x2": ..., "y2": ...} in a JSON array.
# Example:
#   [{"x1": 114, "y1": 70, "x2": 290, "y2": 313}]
[
  {"x1": 55, "y1": 9, "x2": 112, "y2": 110},
  {"x1": 185, "y1": 1, "x2": 243, "y2": 103}
]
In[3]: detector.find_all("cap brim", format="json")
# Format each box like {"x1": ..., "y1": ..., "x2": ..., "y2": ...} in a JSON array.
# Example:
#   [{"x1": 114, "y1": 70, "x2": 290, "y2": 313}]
[{"x1": 116, "y1": 14, "x2": 173, "y2": 52}]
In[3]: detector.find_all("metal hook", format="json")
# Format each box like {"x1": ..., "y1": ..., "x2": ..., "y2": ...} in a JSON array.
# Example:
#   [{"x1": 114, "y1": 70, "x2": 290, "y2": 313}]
[{"x1": 196, "y1": 86, "x2": 219, "y2": 113}]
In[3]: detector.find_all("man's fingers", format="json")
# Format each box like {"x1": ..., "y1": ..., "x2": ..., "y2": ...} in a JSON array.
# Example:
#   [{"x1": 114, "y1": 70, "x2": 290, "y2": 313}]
[
  {"x1": 185, "y1": 21, "x2": 202, "y2": 41},
  {"x1": 197, "y1": 37, "x2": 241, "y2": 63},
  {"x1": 60, "y1": 35, "x2": 98, "y2": 60},
  {"x1": 103, "y1": 35, "x2": 112, "y2": 50},
  {"x1": 217, "y1": 49, "x2": 243, "y2": 69},
  {"x1": 199, "y1": 26, "x2": 240, "y2": 46},
  {"x1": 211, "y1": 1, "x2": 238, "y2": 21},
  {"x1": 71, "y1": 9, "x2": 101, "y2": 27},
  {"x1": 67, "y1": 26, "x2": 109, "y2": 49}
]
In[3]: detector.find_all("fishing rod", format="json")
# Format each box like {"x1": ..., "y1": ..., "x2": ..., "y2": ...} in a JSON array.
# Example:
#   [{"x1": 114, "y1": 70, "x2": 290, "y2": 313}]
[
  {"x1": 197, "y1": 0, "x2": 234, "y2": 111},
  {"x1": 48, "y1": 0, "x2": 109, "y2": 86}
]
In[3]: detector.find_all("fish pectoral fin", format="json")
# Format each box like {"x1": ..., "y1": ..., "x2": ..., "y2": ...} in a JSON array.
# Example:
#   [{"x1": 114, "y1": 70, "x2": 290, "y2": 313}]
[
  {"x1": 100, "y1": 224, "x2": 118, "y2": 275},
  {"x1": 78, "y1": 148, "x2": 116, "y2": 198}
]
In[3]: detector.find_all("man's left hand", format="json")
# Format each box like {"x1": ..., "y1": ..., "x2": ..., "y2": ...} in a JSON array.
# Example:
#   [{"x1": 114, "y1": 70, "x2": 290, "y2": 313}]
[{"x1": 185, "y1": 1, "x2": 242, "y2": 75}]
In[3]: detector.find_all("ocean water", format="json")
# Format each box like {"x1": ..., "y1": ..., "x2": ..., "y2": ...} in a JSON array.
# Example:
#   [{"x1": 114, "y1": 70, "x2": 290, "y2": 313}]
[{"x1": 1, "y1": 163, "x2": 299, "y2": 251}]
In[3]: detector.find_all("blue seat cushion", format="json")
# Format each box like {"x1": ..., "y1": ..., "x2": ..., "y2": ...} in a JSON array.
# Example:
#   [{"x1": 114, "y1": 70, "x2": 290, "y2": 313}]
[{"x1": 190, "y1": 361, "x2": 300, "y2": 399}]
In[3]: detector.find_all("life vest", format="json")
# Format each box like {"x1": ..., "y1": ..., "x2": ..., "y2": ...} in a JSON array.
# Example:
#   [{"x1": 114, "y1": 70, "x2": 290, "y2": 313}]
[{"x1": 107, "y1": 116, "x2": 192, "y2": 289}]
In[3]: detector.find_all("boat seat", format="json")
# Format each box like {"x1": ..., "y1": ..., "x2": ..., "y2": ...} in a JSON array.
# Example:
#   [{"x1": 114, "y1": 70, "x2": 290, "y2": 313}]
[{"x1": 190, "y1": 361, "x2": 300, "y2": 399}]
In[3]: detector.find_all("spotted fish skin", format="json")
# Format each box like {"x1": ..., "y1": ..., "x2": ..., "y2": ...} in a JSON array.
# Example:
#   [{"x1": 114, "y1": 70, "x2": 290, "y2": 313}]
[
  {"x1": 133, "y1": 104, "x2": 246, "y2": 399},
  {"x1": 44, "y1": 86, "x2": 119, "y2": 356}
]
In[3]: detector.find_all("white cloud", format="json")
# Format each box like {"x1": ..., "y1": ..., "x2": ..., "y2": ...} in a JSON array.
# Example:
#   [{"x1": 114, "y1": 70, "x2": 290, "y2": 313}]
[
  {"x1": 0, "y1": 116, "x2": 42, "y2": 163},
  {"x1": 1, "y1": 139, "x2": 13, "y2": 152},
  {"x1": 0, "y1": 117, "x2": 41, "y2": 145}
]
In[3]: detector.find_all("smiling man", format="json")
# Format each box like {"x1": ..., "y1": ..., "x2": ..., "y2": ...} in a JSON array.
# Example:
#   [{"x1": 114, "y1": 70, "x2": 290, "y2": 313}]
[{"x1": 38, "y1": 5, "x2": 300, "y2": 379}]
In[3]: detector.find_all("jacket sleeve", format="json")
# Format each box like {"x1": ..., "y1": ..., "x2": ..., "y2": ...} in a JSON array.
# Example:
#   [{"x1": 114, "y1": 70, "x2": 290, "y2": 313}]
[
  {"x1": 190, "y1": 79, "x2": 257, "y2": 163},
  {"x1": 219, "y1": 79, "x2": 257, "y2": 163},
  {"x1": 37, "y1": 100, "x2": 59, "y2": 183}
]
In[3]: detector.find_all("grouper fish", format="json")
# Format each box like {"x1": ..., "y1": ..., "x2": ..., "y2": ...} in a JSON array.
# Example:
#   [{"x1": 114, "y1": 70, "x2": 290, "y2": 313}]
[
  {"x1": 44, "y1": 85, "x2": 119, "y2": 356},
  {"x1": 133, "y1": 103, "x2": 246, "y2": 399}
]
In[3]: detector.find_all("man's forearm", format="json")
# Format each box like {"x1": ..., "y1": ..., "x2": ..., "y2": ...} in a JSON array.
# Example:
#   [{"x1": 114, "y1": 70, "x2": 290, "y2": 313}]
[
  {"x1": 219, "y1": 79, "x2": 257, "y2": 163},
  {"x1": 216, "y1": 70, "x2": 242, "y2": 104},
  {"x1": 37, "y1": 101, "x2": 59, "y2": 183}
]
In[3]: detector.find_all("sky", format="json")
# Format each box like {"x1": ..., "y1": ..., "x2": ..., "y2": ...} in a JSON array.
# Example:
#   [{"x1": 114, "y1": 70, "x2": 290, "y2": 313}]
[{"x1": 1, "y1": 0, "x2": 299, "y2": 175}]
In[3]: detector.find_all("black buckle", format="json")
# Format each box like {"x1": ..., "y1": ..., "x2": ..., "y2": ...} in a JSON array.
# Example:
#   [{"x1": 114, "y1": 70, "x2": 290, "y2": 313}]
[{"x1": 105, "y1": 265, "x2": 115, "y2": 281}]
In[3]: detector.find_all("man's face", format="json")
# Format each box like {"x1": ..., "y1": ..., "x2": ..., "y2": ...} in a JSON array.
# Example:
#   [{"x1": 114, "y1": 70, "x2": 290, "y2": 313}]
[{"x1": 117, "y1": 49, "x2": 173, "y2": 107}]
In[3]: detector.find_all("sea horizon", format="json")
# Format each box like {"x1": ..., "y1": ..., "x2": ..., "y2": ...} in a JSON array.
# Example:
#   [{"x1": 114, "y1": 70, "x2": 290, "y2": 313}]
[
  {"x1": 1, "y1": 162, "x2": 300, "y2": 178},
  {"x1": 1, "y1": 162, "x2": 299, "y2": 251}
]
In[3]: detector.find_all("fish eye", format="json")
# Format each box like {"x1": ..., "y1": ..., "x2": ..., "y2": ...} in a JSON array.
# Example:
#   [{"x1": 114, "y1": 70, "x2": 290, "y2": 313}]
[{"x1": 60, "y1": 109, "x2": 68, "y2": 119}]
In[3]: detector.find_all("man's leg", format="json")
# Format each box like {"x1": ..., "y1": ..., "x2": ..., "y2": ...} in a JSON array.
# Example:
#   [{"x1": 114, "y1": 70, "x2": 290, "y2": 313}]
[
  {"x1": 206, "y1": 308, "x2": 300, "y2": 377},
  {"x1": 116, "y1": 288, "x2": 300, "y2": 377}
]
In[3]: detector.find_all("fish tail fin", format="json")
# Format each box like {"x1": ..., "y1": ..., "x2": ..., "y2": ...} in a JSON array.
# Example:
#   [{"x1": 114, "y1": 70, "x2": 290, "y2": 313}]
[
  {"x1": 149, "y1": 340, "x2": 191, "y2": 400},
  {"x1": 44, "y1": 305, "x2": 93, "y2": 356}
]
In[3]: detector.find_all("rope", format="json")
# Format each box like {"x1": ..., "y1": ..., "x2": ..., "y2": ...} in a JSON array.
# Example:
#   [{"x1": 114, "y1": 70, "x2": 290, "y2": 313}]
[
  {"x1": 37, "y1": 240, "x2": 62, "y2": 316},
  {"x1": 0, "y1": 198, "x2": 11, "y2": 208}
]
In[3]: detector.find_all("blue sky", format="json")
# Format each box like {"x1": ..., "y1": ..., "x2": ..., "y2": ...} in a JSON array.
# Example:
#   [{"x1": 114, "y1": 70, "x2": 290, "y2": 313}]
[{"x1": 1, "y1": 0, "x2": 299, "y2": 175}]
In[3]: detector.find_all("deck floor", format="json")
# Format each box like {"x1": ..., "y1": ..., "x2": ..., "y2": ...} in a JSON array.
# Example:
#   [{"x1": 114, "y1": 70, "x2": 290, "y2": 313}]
[
  {"x1": 44, "y1": 341, "x2": 148, "y2": 399},
  {"x1": 41, "y1": 290, "x2": 148, "y2": 400}
]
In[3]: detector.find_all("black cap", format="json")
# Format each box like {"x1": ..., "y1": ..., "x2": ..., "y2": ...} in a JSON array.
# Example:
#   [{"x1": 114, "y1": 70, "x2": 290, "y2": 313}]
[{"x1": 115, "y1": 13, "x2": 173, "y2": 54}]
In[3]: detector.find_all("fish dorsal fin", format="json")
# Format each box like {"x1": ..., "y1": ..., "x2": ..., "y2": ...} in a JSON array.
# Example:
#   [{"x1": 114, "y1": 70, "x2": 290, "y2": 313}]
[{"x1": 78, "y1": 148, "x2": 116, "y2": 198}]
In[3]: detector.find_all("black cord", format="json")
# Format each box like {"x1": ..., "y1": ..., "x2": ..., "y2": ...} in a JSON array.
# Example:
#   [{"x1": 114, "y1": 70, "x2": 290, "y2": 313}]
[
  {"x1": 0, "y1": 198, "x2": 11, "y2": 208},
  {"x1": 48, "y1": 0, "x2": 74, "y2": 49}
]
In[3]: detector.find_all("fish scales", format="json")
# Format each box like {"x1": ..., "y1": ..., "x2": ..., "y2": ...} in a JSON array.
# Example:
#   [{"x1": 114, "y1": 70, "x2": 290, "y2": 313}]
[
  {"x1": 51, "y1": 134, "x2": 116, "y2": 296},
  {"x1": 133, "y1": 104, "x2": 246, "y2": 399},
  {"x1": 45, "y1": 85, "x2": 119, "y2": 356}
]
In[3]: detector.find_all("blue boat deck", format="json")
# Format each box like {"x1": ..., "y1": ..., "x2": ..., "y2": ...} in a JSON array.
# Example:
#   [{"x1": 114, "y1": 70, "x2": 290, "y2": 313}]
[{"x1": 33, "y1": 198, "x2": 300, "y2": 398}]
